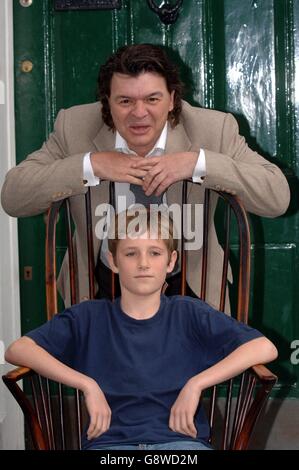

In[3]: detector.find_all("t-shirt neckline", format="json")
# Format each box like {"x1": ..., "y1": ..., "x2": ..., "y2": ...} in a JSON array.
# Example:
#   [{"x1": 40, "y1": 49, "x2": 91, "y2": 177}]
[{"x1": 114, "y1": 295, "x2": 167, "y2": 326}]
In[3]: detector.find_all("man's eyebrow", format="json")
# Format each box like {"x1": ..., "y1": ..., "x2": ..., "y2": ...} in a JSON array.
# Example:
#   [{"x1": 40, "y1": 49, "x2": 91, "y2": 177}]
[{"x1": 114, "y1": 91, "x2": 164, "y2": 100}]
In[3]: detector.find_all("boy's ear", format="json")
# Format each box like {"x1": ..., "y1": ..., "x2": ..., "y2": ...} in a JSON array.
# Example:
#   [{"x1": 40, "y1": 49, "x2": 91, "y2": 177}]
[
  {"x1": 166, "y1": 250, "x2": 177, "y2": 274},
  {"x1": 107, "y1": 251, "x2": 119, "y2": 273}
]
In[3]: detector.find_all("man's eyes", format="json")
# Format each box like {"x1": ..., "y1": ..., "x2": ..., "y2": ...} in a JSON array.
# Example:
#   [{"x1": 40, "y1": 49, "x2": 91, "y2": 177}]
[
  {"x1": 119, "y1": 98, "x2": 131, "y2": 105},
  {"x1": 146, "y1": 97, "x2": 160, "y2": 103},
  {"x1": 118, "y1": 97, "x2": 160, "y2": 105}
]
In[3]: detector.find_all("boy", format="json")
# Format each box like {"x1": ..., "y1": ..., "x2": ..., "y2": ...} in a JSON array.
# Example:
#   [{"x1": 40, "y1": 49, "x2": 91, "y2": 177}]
[{"x1": 5, "y1": 206, "x2": 277, "y2": 451}]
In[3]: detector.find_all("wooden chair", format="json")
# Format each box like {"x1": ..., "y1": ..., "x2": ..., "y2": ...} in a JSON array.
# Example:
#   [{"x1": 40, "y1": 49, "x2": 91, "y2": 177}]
[{"x1": 2, "y1": 184, "x2": 277, "y2": 450}]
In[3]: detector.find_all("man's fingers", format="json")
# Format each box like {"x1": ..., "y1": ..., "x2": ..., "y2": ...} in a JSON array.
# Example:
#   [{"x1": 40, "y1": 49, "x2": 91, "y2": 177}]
[
  {"x1": 142, "y1": 167, "x2": 163, "y2": 192},
  {"x1": 129, "y1": 169, "x2": 148, "y2": 178},
  {"x1": 127, "y1": 176, "x2": 144, "y2": 185},
  {"x1": 144, "y1": 174, "x2": 167, "y2": 196},
  {"x1": 131, "y1": 158, "x2": 159, "y2": 168}
]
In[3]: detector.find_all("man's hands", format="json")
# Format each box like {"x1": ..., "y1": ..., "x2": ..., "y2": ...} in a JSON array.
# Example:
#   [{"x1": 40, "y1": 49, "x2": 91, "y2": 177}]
[
  {"x1": 91, "y1": 151, "x2": 198, "y2": 192},
  {"x1": 91, "y1": 151, "x2": 148, "y2": 185},
  {"x1": 169, "y1": 378, "x2": 201, "y2": 439},
  {"x1": 83, "y1": 379, "x2": 112, "y2": 440},
  {"x1": 133, "y1": 152, "x2": 199, "y2": 196}
]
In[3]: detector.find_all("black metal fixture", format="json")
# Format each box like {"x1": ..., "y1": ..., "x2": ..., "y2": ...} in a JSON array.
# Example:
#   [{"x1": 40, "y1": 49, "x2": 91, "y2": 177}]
[
  {"x1": 147, "y1": 0, "x2": 183, "y2": 25},
  {"x1": 54, "y1": 0, "x2": 121, "y2": 11}
]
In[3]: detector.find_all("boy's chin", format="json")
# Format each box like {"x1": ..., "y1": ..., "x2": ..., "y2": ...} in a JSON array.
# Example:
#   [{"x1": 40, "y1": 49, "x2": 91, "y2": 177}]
[{"x1": 125, "y1": 285, "x2": 163, "y2": 296}]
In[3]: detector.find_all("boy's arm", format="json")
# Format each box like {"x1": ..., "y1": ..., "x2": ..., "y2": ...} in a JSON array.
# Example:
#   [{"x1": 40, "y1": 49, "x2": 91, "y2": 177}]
[
  {"x1": 5, "y1": 336, "x2": 111, "y2": 440},
  {"x1": 169, "y1": 337, "x2": 278, "y2": 438}
]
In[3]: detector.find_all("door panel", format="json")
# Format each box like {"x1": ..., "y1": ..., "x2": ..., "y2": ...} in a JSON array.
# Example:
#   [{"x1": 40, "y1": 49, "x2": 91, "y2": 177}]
[{"x1": 13, "y1": 0, "x2": 298, "y2": 397}]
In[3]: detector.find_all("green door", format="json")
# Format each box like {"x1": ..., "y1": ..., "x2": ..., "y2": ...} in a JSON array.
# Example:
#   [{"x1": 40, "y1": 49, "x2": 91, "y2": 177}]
[{"x1": 13, "y1": 0, "x2": 299, "y2": 399}]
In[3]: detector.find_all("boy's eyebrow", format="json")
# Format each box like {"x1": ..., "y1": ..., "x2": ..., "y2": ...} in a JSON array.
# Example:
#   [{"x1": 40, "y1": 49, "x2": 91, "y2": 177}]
[{"x1": 122, "y1": 245, "x2": 165, "y2": 250}]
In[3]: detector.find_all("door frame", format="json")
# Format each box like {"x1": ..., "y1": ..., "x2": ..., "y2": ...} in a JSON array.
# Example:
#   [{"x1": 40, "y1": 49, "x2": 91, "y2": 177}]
[{"x1": 0, "y1": 0, "x2": 24, "y2": 450}]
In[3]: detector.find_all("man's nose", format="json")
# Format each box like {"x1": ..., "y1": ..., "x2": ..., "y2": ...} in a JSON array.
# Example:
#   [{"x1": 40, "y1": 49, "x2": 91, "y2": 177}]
[{"x1": 132, "y1": 100, "x2": 148, "y2": 119}]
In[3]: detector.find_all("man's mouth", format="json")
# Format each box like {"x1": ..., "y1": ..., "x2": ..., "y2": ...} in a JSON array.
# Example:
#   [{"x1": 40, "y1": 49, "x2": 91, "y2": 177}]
[{"x1": 129, "y1": 125, "x2": 151, "y2": 134}]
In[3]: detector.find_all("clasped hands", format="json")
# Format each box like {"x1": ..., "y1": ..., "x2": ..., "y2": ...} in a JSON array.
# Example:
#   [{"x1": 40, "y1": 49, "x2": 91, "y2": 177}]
[{"x1": 90, "y1": 151, "x2": 199, "y2": 196}]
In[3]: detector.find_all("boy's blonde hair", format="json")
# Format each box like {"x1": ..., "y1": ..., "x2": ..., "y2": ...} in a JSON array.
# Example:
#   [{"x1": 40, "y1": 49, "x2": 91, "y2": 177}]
[{"x1": 108, "y1": 205, "x2": 178, "y2": 261}]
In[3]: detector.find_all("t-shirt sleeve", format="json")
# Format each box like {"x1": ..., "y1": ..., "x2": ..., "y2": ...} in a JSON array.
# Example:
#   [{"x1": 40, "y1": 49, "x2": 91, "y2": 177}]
[
  {"x1": 190, "y1": 300, "x2": 263, "y2": 368},
  {"x1": 25, "y1": 307, "x2": 79, "y2": 367}
]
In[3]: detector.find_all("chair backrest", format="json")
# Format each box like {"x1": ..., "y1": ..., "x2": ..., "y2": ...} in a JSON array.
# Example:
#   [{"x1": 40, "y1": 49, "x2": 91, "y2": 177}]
[
  {"x1": 45, "y1": 184, "x2": 251, "y2": 321},
  {"x1": 2, "y1": 183, "x2": 277, "y2": 450}
]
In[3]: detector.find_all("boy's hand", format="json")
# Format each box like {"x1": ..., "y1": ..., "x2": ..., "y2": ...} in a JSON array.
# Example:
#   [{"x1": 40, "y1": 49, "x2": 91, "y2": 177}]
[
  {"x1": 169, "y1": 379, "x2": 201, "y2": 439},
  {"x1": 83, "y1": 379, "x2": 112, "y2": 440}
]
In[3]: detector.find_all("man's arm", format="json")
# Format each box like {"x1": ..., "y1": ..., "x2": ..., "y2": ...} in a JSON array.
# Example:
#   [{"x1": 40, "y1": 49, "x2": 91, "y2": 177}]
[
  {"x1": 202, "y1": 112, "x2": 290, "y2": 217},
  {"x1": 169, "y1": 336, "x2": 277, "y2": 438},
  {"x1": 1, "y1": 109, "x2": 88, "y2": 217},
  {"x1": 1, "y1": 107, "x2": 149, "y2": 218},
  {"x1": 133, "y1": 111, "x2": 290, "y2": 217},
  {"x1": 5, "y1": 336, "x2": 111, "y2": 440}
]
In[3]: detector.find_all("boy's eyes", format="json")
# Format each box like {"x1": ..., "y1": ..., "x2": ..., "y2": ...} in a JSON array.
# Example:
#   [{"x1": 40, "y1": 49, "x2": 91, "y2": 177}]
[{"x1": 124, "y1": 251, "x2": 162, "y2": 257}]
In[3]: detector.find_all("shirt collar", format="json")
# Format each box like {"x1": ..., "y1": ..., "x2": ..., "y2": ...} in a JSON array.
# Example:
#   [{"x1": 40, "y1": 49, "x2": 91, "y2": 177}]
[{"x1": 115, "y1": 122, "x2": 168, "y2": 156}]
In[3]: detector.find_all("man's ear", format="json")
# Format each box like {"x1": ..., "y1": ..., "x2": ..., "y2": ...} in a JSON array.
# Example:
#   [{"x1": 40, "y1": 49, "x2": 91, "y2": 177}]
[
  {"x1": 166, "y1": 250, "x2": 177, "y2": 274},
  {"x1": 107, "y1": 251, "x2": 119, "y2": 273}
]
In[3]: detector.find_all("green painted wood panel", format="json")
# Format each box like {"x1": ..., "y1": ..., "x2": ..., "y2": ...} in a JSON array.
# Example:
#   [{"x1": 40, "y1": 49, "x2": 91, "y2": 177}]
[{"x1": 12, "y1": 0, "x2": 299, "y2": 397}]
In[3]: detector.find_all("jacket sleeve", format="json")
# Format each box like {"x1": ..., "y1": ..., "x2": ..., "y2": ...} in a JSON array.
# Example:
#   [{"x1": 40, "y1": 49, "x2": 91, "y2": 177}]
[
  {"x1": 1, "y1": 109, "x2": 88, "y2": 217},
  {"x1": 203, "y1": 113, "x2": 290, "y2": 217}
]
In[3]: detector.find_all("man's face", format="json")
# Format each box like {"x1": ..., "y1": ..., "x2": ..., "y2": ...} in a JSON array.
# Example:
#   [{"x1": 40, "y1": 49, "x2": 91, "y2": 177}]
[
  {"x1": 108, "y1": 72, "x2": 175, "y2": 156},
  {"x1": 108, "y1": 235, "x2": 177, "y2": 298}
]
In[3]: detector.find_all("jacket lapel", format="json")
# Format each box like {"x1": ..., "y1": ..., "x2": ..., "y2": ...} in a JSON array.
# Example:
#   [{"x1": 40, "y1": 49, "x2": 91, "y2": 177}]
[{"x1": 93, "y1": 125, "x2": 115, "y2": 153}]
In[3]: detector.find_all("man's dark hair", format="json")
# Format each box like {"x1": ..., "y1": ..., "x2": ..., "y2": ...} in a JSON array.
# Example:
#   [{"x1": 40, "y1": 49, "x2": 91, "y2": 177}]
[{"x1": 97, "y1": 44, "x2": 183, "y2": 129}]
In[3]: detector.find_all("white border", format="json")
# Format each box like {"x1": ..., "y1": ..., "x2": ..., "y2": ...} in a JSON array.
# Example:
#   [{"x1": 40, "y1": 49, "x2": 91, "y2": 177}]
[{"x1": 0, "y1": 0, "x2": 24, "y2": 450}]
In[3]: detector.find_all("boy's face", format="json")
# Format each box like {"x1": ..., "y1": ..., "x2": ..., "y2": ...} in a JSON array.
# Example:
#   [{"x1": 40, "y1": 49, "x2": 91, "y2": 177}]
[{"x1": 107, "y1": 235, "x2": 177, "y2": 297}]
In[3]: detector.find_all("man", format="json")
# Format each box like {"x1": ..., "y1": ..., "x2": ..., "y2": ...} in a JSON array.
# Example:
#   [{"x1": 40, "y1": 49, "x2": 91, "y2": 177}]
[
  {"x1": 1, "y1": 44, "x2": 290, "y2": 306},
  {"x1": 5, "y1": 207, "x2": 278, "y2": 450}
]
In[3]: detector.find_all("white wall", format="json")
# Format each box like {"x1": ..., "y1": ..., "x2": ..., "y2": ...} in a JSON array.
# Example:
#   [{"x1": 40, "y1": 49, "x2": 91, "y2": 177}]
[{"x1": 0, "y1": 0, "x2": 24, "y2": 450}]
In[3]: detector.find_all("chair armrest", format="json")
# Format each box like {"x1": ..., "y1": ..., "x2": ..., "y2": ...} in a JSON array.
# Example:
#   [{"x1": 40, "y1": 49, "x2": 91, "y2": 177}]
[
  {"x1": 233, "y1": 364, "x2": 277, "y2": 450},
  {"x1": 2, "y1": 367, "x2": 48, "y2": 450}
]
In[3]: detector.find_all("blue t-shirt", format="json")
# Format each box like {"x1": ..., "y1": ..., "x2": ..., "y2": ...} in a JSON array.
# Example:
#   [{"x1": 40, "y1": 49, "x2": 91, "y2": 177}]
[{"x1": 26, "y1": 295, "x2": 262, "y2": 449}]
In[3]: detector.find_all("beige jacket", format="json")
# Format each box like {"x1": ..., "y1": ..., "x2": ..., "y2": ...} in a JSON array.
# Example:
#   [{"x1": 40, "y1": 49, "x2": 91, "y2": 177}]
[{"x1": 1, "y1": 101, "x2": 290, "y2": 307}]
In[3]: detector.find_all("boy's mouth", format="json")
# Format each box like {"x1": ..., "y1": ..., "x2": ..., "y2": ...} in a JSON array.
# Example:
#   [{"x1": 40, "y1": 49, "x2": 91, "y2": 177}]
[{"x1": 134, "y1": 275, "x2": 154, "y2": 278}]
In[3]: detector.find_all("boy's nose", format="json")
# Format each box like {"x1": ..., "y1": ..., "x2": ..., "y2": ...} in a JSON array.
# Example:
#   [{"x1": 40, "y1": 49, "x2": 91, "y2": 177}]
[{"x1": 138, "y1": 254, "x2": 150, "y2": 269}]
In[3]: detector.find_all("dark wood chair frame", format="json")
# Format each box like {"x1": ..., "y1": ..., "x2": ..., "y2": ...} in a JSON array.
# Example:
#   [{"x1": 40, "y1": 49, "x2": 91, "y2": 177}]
[{"x1": 2, "y1": 184, "x2": 277, "y2": 450}]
